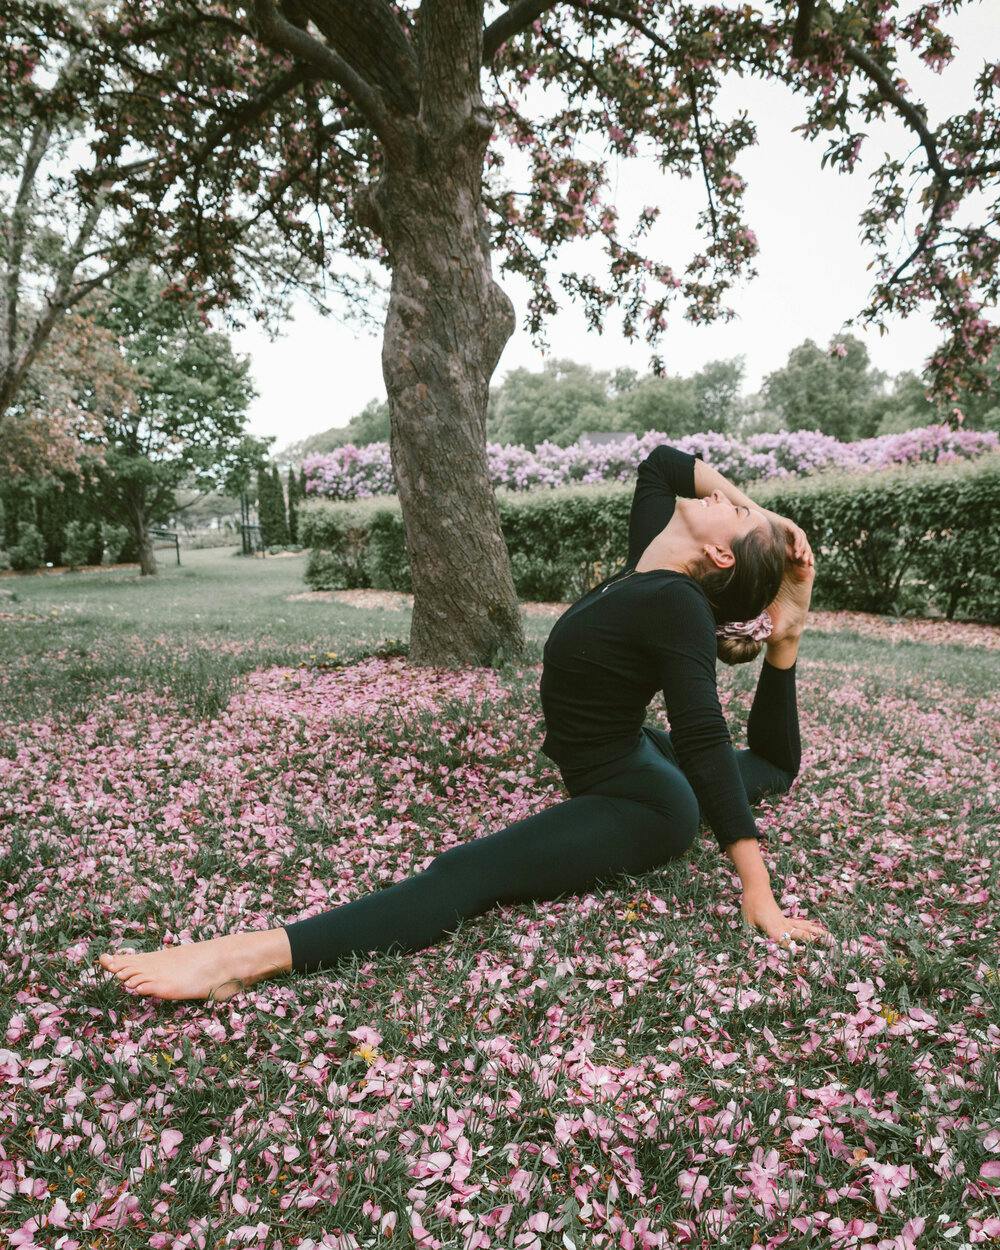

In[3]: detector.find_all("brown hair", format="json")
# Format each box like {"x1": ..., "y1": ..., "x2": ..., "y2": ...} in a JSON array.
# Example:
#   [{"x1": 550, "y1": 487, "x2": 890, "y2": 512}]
[
  {"x1": 691, "y1": 517, "x2": 787, "y2": 666},
  {"x1": 717, "y1": 634, "x2": 765, "y2": 666}
]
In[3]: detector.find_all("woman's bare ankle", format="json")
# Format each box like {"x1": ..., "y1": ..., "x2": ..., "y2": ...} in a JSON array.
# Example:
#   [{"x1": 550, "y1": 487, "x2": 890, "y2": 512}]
[
  {"x1": 765, "y1": 635, "x2": 801, "y2": 669},
  {"x1": 237, "y1": 928, "x2": 293, "y2": 985}
]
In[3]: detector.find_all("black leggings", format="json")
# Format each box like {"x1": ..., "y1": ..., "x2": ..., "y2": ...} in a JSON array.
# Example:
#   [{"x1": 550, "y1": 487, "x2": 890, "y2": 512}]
[{"x1": 282, "y1": 658, "x2": 801, "y2": 975}]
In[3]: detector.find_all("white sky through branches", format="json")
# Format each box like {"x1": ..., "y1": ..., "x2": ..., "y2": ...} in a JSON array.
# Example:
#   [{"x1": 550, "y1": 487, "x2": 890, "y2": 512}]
[{"x1": 229, "y1": 1, "x2": 999, "y2": 449}]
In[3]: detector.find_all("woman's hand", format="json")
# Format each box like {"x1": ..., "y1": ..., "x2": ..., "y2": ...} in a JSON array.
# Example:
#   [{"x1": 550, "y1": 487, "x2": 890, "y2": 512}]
[
  {"x1": 760, "y1": 508, "x2": 814, "y2": 567},
  {"x1": 741, "y1": 889, "x2": 829, "y2": 947}
]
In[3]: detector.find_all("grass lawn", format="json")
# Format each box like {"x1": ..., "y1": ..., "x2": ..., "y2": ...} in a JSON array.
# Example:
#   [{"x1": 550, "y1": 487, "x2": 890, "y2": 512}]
[{"x1": 1, "y1": 548, "x2": 998, "y2": 1249}]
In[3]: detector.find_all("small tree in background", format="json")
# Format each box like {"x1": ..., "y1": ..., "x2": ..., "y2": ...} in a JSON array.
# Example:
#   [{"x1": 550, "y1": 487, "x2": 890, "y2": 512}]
[
  {"x1": 62, "y1": 519, "x2": 98, "y2": 570},
  {"x1": 256, "y1": 465, "x2": 274, "y2": 547},
  {"x1": 84, "y1": 264, "x2": 258, "y2": 574},
  {"x1": 286, "y1": 465, "x2": 300, "y2": 544},
  {"x1": 256, "y1": 463, "x2": 288, "y2": 548},
  {"x1": 269, "y1": 464, "x2": 290, "y2": 546},
  {"x1": 762, "y1": 333, "x2": 888, "y2": 442}
]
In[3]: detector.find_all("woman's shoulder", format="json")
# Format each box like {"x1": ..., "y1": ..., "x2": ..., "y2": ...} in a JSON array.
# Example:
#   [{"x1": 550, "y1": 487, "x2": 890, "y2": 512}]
[
  {"x1": 644, "y1": 571, "x2": 711, "y2": 610},
  {"x1": 638, "y1": 574, "x2": 717, "y2": 647}
]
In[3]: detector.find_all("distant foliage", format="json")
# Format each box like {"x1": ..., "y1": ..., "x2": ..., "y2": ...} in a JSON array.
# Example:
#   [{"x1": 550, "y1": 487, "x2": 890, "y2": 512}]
[
  {"x1": 7, "y1": 522, "x2": 44, "y2": 571},
  {"x1": 287, "y1": 465, "x2": 301, "y2": 544},
  {"x1": 303, "y1": 425, "x2": 1000, "y2": 501},
  {"x1": 256, "y1": 465, "x2": 289, "y2": 548},
  {"x1": 62, "y1": 520, "x2": 98, "y2": 570}
]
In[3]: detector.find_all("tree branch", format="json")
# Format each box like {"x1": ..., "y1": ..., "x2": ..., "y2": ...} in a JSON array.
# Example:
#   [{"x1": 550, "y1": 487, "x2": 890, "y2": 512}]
[
  {"x1": 564, "y1": 1, "x2": 677, "y2": 61},
  {"x1": 298, "y1": 0, "x2": 419, "y2": 114},
  {"x1": 483, "y1": 1, "x2": 561, "y2": 63},
  {"x1": 2, "y1": 118, "x2": 54, "y2": 371},
  {"x1": 2, "y1": 52, "x2": 87, "y2": 370},
  {"x1": 843, "y1": 41, "x2": 948, "y2": 180},
  {"x1": 687, "y1": 73, "x2": 719, "y2": 242},
  {"x1": 251, "y1": 0, "x2": 394, "y2": 139},
  {"x1": 846, "y1": 41, "x2": 1000, "y2": 182},
  {"x1": 537, "y1": 27, "x2": 610, "y2": 100},
  {"x1": 791, "y1": 0, "x2": 816, "y2": 59}
]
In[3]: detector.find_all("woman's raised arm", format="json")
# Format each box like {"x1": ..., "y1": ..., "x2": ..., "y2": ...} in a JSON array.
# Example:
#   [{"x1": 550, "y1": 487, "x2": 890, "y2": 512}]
[{"x1": 693, "y1": 458, "x2": 814, "y2": 566}]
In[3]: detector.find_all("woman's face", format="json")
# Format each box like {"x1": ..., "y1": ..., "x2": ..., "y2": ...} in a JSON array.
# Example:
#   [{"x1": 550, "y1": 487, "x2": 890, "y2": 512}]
[{"x1": 679, "y1": 489, "x2": 770, "y2": 558}]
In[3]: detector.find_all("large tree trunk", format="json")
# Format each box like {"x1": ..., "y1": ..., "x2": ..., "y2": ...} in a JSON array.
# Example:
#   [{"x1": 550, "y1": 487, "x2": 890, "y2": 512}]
[{"x1": 377, "y1": 19, "x2": 523, "y2": 667}]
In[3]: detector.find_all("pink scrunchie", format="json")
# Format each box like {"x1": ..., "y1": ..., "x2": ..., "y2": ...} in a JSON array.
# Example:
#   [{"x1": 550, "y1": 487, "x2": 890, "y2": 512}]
[{"x1": 715, "y1": 609, "x2": 773, "y2": 642}]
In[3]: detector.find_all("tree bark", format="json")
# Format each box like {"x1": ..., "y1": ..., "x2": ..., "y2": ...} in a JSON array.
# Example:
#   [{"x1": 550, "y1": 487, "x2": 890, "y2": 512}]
[
  {"x1": 133, "y1": 508, "x2": 157, "y2": 576},
  {"x1": 378, "y1": 117, "x2": 523, "y2": 666}
]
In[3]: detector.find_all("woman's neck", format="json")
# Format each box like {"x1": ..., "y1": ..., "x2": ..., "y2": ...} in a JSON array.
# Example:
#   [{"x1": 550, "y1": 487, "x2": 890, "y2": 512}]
[{"x1": 635, "y1": 513, "x2": 697, "y2": 576}]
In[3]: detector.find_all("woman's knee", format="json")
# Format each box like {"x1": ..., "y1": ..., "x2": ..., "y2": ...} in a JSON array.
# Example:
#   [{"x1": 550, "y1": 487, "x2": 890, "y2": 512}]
[
  {"x1": 673, "y1": 786, "x2": 700, "y2": 851},
  {"x1": 634, "y1": 787, "x2": 699, "y2": 858}
]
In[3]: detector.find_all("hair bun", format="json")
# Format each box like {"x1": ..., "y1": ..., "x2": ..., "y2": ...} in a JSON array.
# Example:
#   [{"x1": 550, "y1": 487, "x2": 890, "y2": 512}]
[{"x1": 714, "y1": 609, "x2": 773, "y2": 642}]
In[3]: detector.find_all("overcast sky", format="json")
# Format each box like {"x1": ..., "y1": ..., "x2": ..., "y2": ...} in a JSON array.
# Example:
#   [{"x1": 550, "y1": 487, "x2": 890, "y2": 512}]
[{"x1": 228, "y1": 2, "x2": 998, "y2": 450}]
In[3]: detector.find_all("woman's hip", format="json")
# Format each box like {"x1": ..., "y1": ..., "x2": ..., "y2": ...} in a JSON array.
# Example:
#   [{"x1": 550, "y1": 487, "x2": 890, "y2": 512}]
[{"x1": 561, "y1": 727, "x2": 697, "y2": 821}]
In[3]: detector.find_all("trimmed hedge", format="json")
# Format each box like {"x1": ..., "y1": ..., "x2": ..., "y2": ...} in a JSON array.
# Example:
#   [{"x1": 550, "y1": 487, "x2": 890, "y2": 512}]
[{"x1": 300, "y1": 451, "x2": 1000, "y2": 623}]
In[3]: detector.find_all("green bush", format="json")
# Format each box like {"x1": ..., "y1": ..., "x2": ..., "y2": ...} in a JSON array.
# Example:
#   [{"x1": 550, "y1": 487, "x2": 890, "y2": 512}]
[
  {"x1": 8, "y1": 523, "x2": 45, "y2": 572},
  {"x1": 300, "y1": 452, "x2": 1000, "y2": 622},
  {"x1": 101, "y1": 523, "x2": 132, "y2": 563},
  {"x1": 747, "y1": 452, "x2": 1000, "y2": 621},
  {"x1": 63, "y1": 520, "x2": 99, "y2": 569}
]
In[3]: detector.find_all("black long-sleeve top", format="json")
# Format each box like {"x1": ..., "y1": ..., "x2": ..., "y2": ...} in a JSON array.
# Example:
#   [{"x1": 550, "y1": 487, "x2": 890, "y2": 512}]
[{"x1": 539, "y1": 444, "x2": 762, "y2": 851}]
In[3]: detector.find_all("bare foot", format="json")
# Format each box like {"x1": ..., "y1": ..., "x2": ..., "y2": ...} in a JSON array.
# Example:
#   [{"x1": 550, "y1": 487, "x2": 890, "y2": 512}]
[
  {"x1": 97, "y1": 929, "x2": 292, "y2": 1003},
  {"x1": 767, "y1": 557, "x2": 815, "y2": 644}
]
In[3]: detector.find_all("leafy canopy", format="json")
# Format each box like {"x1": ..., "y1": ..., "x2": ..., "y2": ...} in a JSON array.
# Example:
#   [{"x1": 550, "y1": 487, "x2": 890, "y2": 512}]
[{"x1": 5, "y1": 0, "x2": 998, "y2": 406}]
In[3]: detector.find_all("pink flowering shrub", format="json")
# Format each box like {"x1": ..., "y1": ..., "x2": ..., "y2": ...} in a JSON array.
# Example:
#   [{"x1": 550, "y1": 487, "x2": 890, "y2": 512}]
[{"x1": 303, "y1": 425, "x2": 999, "y2": 500}]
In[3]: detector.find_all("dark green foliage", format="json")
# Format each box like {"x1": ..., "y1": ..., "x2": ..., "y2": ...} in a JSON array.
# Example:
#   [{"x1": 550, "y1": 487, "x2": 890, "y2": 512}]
[
  {"x1": 0, "y1": 475, "x2": 104, "y2": 566},
  {"x1": 256, "y1": 463, "x2": 289, "y2": 548},
  {"x1": 62, "y1": 520, "x2": 100, "y2": 569},
  {"x1": 762, "y1": 334, "x2": 887, "y2": 441},
  {"x1": 301, "y1": 455, "x2": 1000, "y2": 623},
  {"x1": 750, "y1": 454, "x2": 1000, "y2": 622},
  {"x1": 101, "y1": 522, "x2": 131, "y2": 563},
  {"x1": 270, "y1": 464, "x2": 290, "y2": 546},
  {"x1": 255, "y1": 467, "x2": 272, "y2": 547},
  {"x1": 287, "y1": 465, "x2": 300, "y2": 544},
  {"x1": 8, "y1": 523, "x2": 45, "y2": 571},
  {"x1": 0, "y1": 481, "x2": 32, "y2": 550}
]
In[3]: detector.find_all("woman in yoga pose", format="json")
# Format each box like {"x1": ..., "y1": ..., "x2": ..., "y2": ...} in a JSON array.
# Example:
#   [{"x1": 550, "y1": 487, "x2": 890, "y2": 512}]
[{"x1": 99, "y1": 443, "x2": 826, "y2": 1003}]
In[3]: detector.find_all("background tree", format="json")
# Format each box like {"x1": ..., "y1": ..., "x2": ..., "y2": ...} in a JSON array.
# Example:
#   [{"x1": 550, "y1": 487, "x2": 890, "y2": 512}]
[
  {"x1": 868, "y1": 369, "x2": 940, "y2": 436},
  {"x1": 223, "y1": 433, "x2": 274, "y2": 498},
  {"x1": 256, "y1": 463, "x2": 288, "y2": 547},
  {"x1": 282, "y1": 398, "x2": 391, "y2": 459},
  {"x1": 269, "y1": 463, "x2": 290, "y2": 545},
  {"x1": 487, "y1": 359, "x2": 611, "y2": 447},
  {"x1": 286, "y1": 464, "x2": 300, "y2": 543},
  {"x1": 605, "y1": 372, "x2": 699, "y2": 439},
  {"x1": 692, "y1": 357, "x2": 746, "y2": 434},
  {"x1": 762, "y1": 333, "x2": 888, "y2": 441},
  {"x1": 14, "y1": 1, "x2": 998, "y2": 663},
  {"x1": 0, "y1": 6, "x2": 160, "y2": 452},
  {"x1": 85, "y1": 264, "x2": 258, "y2": 574},
  {"x1": 256, "y1": 465, "x2": 274, "y2": 546},
  {"x1": 1, "y1": 303, "x2": 138, "y2": 481}
]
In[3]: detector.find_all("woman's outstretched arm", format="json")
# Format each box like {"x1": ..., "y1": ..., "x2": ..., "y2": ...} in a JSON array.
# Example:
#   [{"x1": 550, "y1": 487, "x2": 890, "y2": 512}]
[{"x1": 726, "y1": 836, "x2": 828, "y2": 947}]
